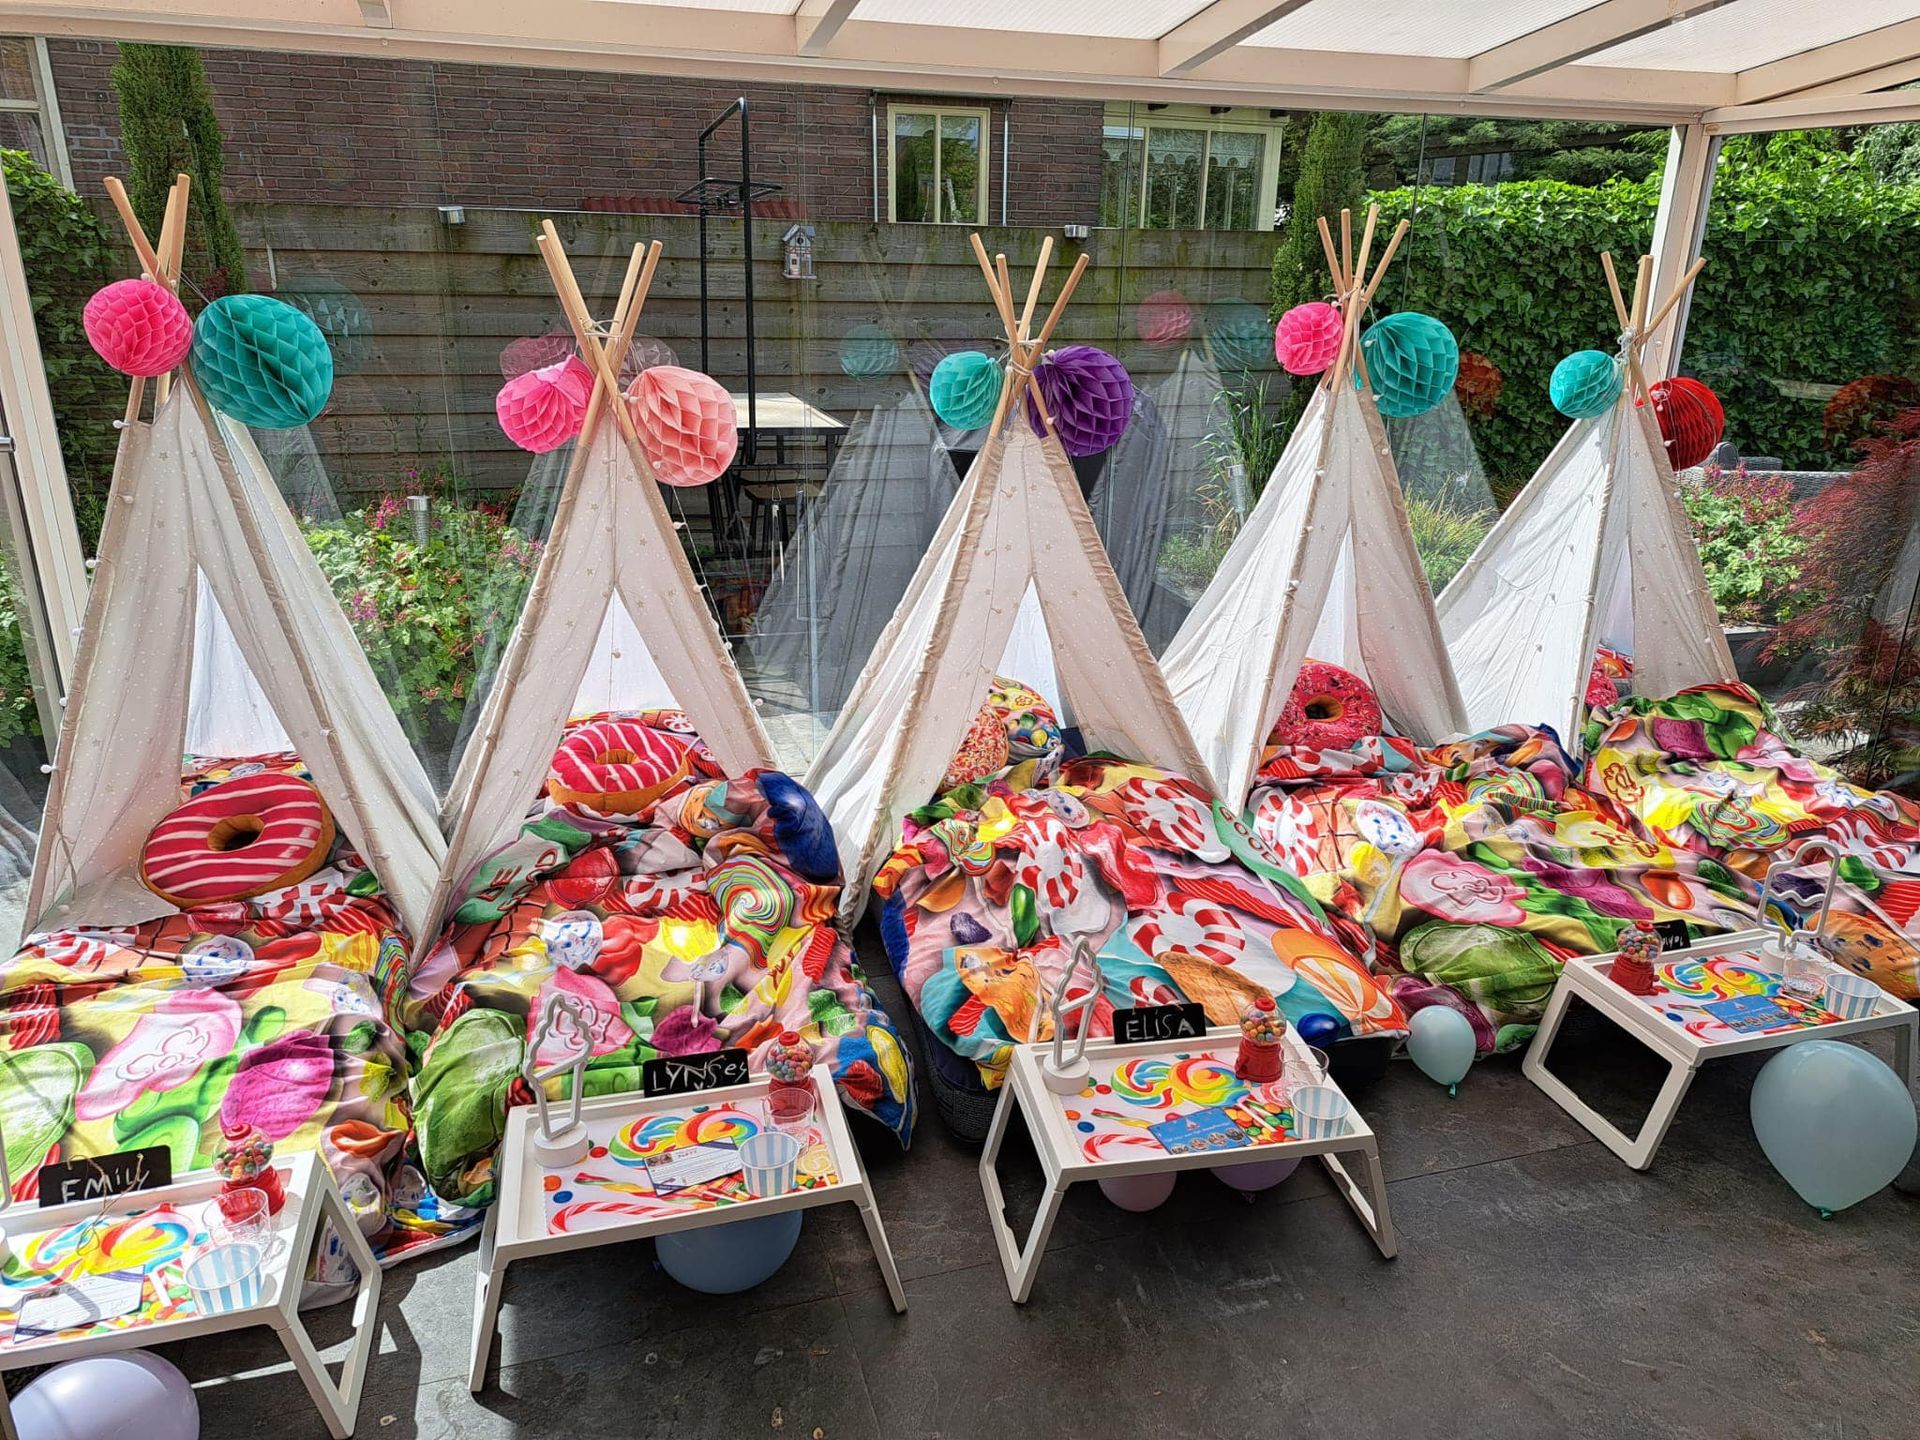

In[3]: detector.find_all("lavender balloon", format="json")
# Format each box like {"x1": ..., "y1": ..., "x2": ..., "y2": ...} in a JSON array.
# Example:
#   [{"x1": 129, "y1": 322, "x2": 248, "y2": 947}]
[{"x1": 1026, "y1": 344, "x2": 1133, "y2": 456}]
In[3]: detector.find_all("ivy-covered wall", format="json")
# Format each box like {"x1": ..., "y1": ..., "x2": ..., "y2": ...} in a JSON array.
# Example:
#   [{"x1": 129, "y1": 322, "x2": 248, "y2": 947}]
[{"x1": 1339, "y1": 139, "x2": 1920, "y2": 483}]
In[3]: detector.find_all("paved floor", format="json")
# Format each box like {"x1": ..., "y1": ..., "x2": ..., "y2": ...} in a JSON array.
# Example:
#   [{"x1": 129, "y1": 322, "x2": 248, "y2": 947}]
[{"x1": 140, "y1": 945, "x2": 1918, "y2": 1440}]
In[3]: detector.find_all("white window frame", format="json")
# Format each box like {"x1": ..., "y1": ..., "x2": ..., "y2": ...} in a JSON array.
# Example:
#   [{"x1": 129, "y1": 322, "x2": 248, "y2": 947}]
[
  {"x1": 1103, "y1": 104, "x2": 1284, "y2": 232},
  {"x1": 885, "y1": 103, "x2": 991, "y2": 226},
  {"x1": 0, "y1": 38, "x2": 72, "y2": 188}
]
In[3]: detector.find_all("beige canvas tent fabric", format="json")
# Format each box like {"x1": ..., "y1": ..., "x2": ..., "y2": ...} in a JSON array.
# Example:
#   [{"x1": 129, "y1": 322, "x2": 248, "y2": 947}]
[
  {"x1": 432, "y1": 413, "x2": 776, "y2": 937},
  {"x1": 27, "y1": 381, "x2": 446, "y2": 938},
  {"x1": 1438, "y1": 399, "x2": 1736, "y2": 746},
  {"x1": 806, "y1": 411, "x2": 1212, "y2": 925},
  {"x1": 1159, "y1": 384, "x2": 1469, "y2": 812}
]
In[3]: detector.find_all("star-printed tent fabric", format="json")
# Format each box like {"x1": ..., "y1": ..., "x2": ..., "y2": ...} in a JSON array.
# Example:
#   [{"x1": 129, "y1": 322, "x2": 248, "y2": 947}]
[
  {"x1": 1437, "y1": 375, "x2": 1734, "y2": 748},
  {"x1": 431, "y1": 408, "x2": 778, "y2": 939},
  {"x1": 26, "y1": 380, "x2": 446, "y2": 939},
  {"x1": 806, "y1": 404, "x2": 1212, "y2": 926}
]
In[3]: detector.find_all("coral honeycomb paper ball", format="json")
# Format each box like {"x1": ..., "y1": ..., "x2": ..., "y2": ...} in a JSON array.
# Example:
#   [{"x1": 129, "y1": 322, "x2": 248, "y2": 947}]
[
  {"x1": 496, "y1": 354, "x2": 593, "y2": 453},
  {"x1": 84, "y1": 278, "x2": 193, "y2": 378},
  {"x1": 628, "y1": 365, "x2": 739, "y2": 487},
  {"x1": 1275, "y1": 302, "x2": 1343, "y2": 376}
]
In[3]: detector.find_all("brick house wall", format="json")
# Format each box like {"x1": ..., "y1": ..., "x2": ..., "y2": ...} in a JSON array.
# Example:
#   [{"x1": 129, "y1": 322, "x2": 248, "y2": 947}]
[{"x1": 46, "y1": 40, "x2": 1104, "y2": 224}]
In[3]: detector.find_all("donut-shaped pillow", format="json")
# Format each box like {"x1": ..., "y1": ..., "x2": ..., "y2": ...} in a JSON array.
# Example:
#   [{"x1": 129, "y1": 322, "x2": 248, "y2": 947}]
[
  {"x1": 140, "y1": 772, "x2": 336, "y2": 906},
  {"x1": 1270, "y1": 661, "x2": 1382, "y2": 752},
  {"x1": 549, "y1": 717, "x2": 694, "y2": 815}
]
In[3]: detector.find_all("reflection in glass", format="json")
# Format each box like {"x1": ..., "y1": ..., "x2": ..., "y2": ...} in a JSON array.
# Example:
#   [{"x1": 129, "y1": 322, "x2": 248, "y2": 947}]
[
  {"x1": 1204, "y1": 131, "x2": 1263, "y2": 232},
  {"x1": 1144, "y1": 126, "x2": 1204, "y2": 231},
  {"x1": 940, "y1": 114, "x2": 982, "y2": 224},
  {"x1": 893, "y1": 111, "x2": 936, "y2": 223}
]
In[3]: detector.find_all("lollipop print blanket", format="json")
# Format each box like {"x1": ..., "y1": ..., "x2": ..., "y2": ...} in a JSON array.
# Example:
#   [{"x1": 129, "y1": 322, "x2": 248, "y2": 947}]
[
  {"x1": 872, "y1": 682, "x2": 1409, "y2": 1091},
  {"x1": 402, "y1": 712, "x2": 915, "y2": 1209},
  {"x1": 0, "y1": 754, "x2": 465, "y2": 1266}
]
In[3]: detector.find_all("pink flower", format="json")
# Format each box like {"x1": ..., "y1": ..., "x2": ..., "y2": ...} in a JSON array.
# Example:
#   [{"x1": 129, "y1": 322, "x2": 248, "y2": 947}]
[
  {"x1": 1399, "y1": 850, "x2": 1525, "y2": 926},
  {"x1": 221, "y1": 1031, "x2": 336, "y2": 1140},
  {"x1": 75, "y1": 989, "x2": 244, "y2": 1120}
]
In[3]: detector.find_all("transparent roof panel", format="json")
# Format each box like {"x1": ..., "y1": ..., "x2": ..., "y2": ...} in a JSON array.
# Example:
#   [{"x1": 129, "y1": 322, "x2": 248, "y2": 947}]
[
  {"x1": 1587, "y1": 0, "x2": 1920, "y2": 71},
  {"x1": 854, "y1": 0, "x2": 1214, "y2": 39},
  {"x1": 1246, "y1": 0, "x2": 1597, "y2": 58}
]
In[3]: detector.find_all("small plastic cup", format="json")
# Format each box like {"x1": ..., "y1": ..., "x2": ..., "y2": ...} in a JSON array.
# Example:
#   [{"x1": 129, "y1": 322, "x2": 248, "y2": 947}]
[
  {"x1": 1291, "y1": 1085, "x2": 1351, "y2": 1140},
  {"x1": 739, "y1": 1131, "x2": 803, "y2": 1198},
  {"x1": 185, "y1": 1242, "x2": 264, "y2": 1315},
  {"x1": 767, "y1": 1084, "x2": 817, "y2": 1134},
  {"x1": 1286, "y1": 1045, "x2": 1331, "y2": 1086},
  {"x1": 1822, "y1": 971, "x2": 1880, "y2": 1021},
  {"x1": 216, "y1": 1186, "x2": 271, "y2": 1245}
]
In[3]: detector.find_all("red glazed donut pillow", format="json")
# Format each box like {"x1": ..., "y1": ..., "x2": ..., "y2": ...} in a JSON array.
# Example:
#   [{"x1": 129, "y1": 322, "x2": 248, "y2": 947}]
[
  {"x1": 140, "y1": 772, "x2": 336, "y2": 906},
  {"x1": 1269, "y1": 661, "x2": 1382, "y2": 751},
  {"x1": 548, "y1": 716, "x2": 694, "y2": 815}
]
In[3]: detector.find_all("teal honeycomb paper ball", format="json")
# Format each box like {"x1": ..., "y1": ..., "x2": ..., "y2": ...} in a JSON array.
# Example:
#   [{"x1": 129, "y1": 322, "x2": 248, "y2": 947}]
[
  {"x1": 1549, "y1": 348, "x2": 1622, "y2": 419},
  {"x1": 929, "y1": 350, "x2": 1002, "y2": 430},
  {"x1": 1356, "y1": 312, "x2": 1458, "y2": 418},
  {"x1": 839, "y1": 323, "x2": 899, "y2": 379},
  {"x1": 191, "y1": 293, "x2": 334, "y2": 429},
  {"x1": 1208, "y1": 301, "x2": 1273, "y2": 373}
]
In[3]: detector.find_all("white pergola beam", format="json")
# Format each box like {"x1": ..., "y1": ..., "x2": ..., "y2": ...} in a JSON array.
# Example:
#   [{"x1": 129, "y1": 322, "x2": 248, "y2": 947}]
[
  {"x1": 1157, "y1": 0, "x2": 1314, "y2": 79},
  {"x1": 1704, "y1": 85, "x2": 1920, "y2": 133},
  {"x1": 1734, "y1": 16, "x2": 1920, "y2": 105},
  {"x1": 1643, "y1": 121, "x2": 1717, "y2": 382},
  {"x1": 795, "y1": 0, "x2": 861, "y2": 57},
  {"x1": 1469, "y1": 0, "x2": 1734, "y2": 93}
]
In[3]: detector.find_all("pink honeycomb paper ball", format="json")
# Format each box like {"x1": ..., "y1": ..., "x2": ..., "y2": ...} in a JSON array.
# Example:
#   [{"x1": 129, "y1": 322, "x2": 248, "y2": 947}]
[
  {"x1": 496, "y1": 354, "x2": 593, "y2": 453},
  {"x1": 627, "y1": 365, "x2": 738, "y2": 487},
  {"x1": 83, "y1": 278, "x2": 193, "y2": 378},
  {"x1": 1276, "y1": 301, "x2": 1344, "y2": 376}
]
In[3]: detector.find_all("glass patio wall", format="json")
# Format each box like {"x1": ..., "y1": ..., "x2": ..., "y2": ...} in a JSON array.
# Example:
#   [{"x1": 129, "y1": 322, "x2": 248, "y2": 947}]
[{"x1": 2, "y1": 34, "x2": 1916, "y2": 946}]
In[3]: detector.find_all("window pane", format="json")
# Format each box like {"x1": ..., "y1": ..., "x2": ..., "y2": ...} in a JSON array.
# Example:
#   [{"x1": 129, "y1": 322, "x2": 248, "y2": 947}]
[
  {"x1": 893, "y1": 111, "x2": 935, "y2": 222},
  {"x1": 1204, "y1": 130, "x2": 1263, "y2": 231},
  {"x1": 0, "y1": 39, "x2": 36, "y2": 102},
  {"x1": 939, "y1": 113, "x2": 982, "y2": 224},
  {"x1": 1143, "y1": 126, "x2": 1203, "y2": 230},
  {"x1": 1100, "y1": 124, "x2": 1142, "y2": 228},
  {"x1": 0, "y1": 111, "x2": 46, "y2": 172}
]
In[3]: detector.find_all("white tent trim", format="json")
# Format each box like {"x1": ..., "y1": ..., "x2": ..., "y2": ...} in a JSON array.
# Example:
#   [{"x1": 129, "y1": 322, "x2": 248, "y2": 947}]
[
  {"x1": 1438, "y1": 251, "x2": 1734, "y2": 749},
  {"x1": 27, "y1": 381, "x2": 448, "y2": 938},
  {"x1": 807, "y1": 404, "x2": 1212, "y2": 925}
]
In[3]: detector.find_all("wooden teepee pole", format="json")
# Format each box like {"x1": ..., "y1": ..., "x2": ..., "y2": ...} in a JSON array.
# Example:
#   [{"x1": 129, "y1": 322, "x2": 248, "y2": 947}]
[
  {"x1": 537, "y1": 220, "x2": 647, "y2": 447},
  {"x1": 102, "y1": 172, "x2": 189, "y2": 426}
]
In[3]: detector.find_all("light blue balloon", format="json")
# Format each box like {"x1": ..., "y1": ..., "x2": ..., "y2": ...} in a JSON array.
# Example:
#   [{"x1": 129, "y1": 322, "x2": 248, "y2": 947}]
[
  {"x1": 1406, "y1": 1005, "x2": 1476, "y2": 1094},
  {"x1": 1750, "y1": 1040, "x2": 1917, "y2": 1216},
  {"x1": 656, "y1": 1209, "x2": 803, "y2": 1293}
]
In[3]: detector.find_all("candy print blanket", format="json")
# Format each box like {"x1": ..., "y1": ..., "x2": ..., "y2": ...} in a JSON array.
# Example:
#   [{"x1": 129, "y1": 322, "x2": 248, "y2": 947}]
[
  {"x1": 1244, "y1": 726, "x2": 1762, "y2": 1054},
  {"x1": 402, "y1": 713, "x2": 914, "y2": 1208},
  {"x1": 0, "y1": 755, "x2": 465, "y2": 1264},
  {"x1": 873, "y1": 684, "x2": 1409, "y2": 1090},
  {"x1": 1582, "y1": 683, "x2": 1920, "y2": 1001}
]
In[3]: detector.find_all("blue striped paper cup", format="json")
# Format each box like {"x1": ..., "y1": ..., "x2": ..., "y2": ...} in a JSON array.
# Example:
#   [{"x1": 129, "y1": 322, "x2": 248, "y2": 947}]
[
  {"x1": 739, "y1": 1131, "x2": 803, "y2": 1198},
  {"x1": 1292, "y1": 1085, "x2": 1352, "y2": 1140},
  {"x1": 186, "y1": 1242, "x2": 264, "y2": 1314},
  {"x1": 1822, "y1": 971, "x2": 1881, "y2": 1021}
]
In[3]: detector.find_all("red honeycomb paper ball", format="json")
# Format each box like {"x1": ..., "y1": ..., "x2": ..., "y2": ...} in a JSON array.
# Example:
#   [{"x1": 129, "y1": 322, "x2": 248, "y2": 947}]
[
  {"x1": 1275, "y1": 302, "x2": 1343, "y2": 376},
  {"x1": 1643, "y1": 376, "x2": 1725, "y2": 470},
  {"x1": 83, "y1": 278, "x2": 193, "y2": 378},
  {"x1": 1135, "y1": 290, "x2": 1193, "y2": 349},
  {"x1": 496, "y1": 354, "x2": 593, "y2": 453},
  {"x1": 628, "y1": 365, "x2": 738, "y2": 486}
]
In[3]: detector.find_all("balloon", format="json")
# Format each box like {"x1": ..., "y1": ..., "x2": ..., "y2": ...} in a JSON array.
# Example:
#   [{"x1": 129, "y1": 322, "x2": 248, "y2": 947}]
[
  {"x1": 656, "y1": 1209, "x2": 803, "y2": 1292},
  {"x1": 13, "y1": 1351, "x2": 199, "y2": 1440},
  {"x1": 1296, "y1": 1012, "x2": 1342, "y2": 1048},
  {"x1": 1213, "y1": 1157, "x2": 1300, "y2": 1194},
  {"x1": 1749, "y1": 1041, "x2": 1917, "y2": 1216},
  {"x1": 1097, "y1": 1172, "x2": 1176, "y2": 1212},
  {"x1": 1405, "y1": 1004, "x2": 1475, "y2": 1094}
]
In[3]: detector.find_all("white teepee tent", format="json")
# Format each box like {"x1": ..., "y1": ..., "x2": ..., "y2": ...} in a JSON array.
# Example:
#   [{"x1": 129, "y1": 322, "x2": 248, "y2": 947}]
[
  {"x1": 28, "y1": 174, "x2": 446, "y2": 938},
  {"x1": 431, "y1": 229, "x2": 776, "y2": 938},
  {"x1": 1438, "y1": 252, "x2": 1735, "y2": 746},
  {"x1": 1160, "y1": 206, "x2": 1468, "y2": 812},
  {"x1": 807, "y1": 235, "x2": 1212, "y2": 923}
]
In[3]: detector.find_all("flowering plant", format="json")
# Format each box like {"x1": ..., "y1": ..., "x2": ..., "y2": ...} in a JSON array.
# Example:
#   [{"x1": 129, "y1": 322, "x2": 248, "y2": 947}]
[{"x1": 1681, "y1": 463, "x2": 1806, "y2": 625}]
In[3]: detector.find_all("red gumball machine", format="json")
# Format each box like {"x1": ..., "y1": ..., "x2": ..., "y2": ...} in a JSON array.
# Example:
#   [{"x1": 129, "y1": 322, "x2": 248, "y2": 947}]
[
  {"x1": 1236, "y1": 995, "x2": 1287, "y2": 1084},
  {"x1": 213, "y1": 1118, "x2": 285, "y2": 1217}
]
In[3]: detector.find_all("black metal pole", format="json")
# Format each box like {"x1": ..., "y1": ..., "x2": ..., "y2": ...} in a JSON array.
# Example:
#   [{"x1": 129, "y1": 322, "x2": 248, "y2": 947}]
[{"x1": 739, "y1": 97, "x2": 757, "y2": 464}]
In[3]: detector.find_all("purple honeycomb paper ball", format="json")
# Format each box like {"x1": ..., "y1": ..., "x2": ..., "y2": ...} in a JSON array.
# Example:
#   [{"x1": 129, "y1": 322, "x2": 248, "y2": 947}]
[{"x1": 1026, "y1": 345, "x2": 1133, "y2": 457}]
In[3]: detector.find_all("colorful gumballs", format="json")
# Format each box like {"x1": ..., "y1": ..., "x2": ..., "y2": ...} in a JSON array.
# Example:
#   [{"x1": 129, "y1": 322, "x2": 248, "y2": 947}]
[
  {"x1": 1357, "y1": 311, "x2": 1459, "y2": 419},
  {"x1": 1644, "y1": 375, "x2": 1725, "y2": 470},
  {"x1": 1549, "y1": 349, "x2": 1622, "y2": 420},
  {"x1": 1027, "y1": 345, "x2": 1133, "y2": 457},
  {"x1": 496, "y1": 354, "x2": 593, "y2": 453},
  {"x1": 1135, "y1": 290, "x2": 1193, "y2": 349},
  {"x1": 83, "y1": 278, "x2": 193, "y2": 378},
  {"x1": 190, "y1": 293, "x2": 335, "y2": 429},
  {"x1": 1275, "y1": 301, "x2": 1343, "y2": 376},
  {"x1": 628, "y1": 365, "x2": 739, "y2": 487},
  {"x1": 929, "y1": 350, "x2": 1002, "y2": 430}
]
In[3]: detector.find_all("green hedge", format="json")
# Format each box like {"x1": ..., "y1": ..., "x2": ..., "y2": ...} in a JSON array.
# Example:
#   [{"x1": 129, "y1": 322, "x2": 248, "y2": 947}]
[{"x1": 1321, "y1": 140, "x2": 1920, "y2": 482}]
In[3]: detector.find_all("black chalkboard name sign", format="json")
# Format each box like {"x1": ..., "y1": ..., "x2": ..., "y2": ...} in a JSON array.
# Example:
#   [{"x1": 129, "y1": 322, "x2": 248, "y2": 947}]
[
  {"x1": 38, "y1": 1147, "x2": 172, "y2": 1208},
  {"x1": 1113, "y1": 1003, "x2": 1208, "y2": 1044},
  {"x1": 1653, "y1": 920, "x2": 1695, "y2": 953},
  {"x1": 642, "y1": 1047, "x2": 751, "y2": 1098}
]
